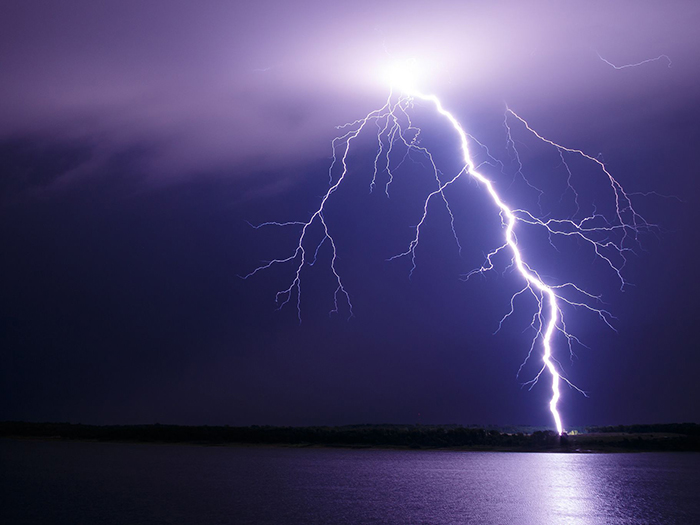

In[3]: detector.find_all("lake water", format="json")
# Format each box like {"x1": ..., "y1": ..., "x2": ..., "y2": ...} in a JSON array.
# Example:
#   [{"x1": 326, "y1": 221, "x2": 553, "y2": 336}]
[{"x1": 1, "y1": 439, "x2": 699, "y2": 524}]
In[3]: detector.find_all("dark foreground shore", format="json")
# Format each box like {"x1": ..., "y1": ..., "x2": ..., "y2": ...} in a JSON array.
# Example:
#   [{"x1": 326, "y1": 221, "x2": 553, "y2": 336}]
[{"x1": 2, "y1": 421, "x2": 699, "y2": 452}]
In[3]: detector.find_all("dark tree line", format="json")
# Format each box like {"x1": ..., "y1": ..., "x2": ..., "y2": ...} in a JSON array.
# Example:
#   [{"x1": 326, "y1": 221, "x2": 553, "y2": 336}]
[
  {"x1": 587, "y1": 423, "x2": 700, "y2": 436},
  {"x1": 2, "y1": 421, "x2": 699, "y2": 451}
]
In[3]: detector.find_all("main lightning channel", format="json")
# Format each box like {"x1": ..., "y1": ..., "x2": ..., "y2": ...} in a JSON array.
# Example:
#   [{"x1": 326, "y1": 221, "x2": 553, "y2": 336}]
[{"x1": 404, "y1": 88, "x2": 563, "y2": 434}]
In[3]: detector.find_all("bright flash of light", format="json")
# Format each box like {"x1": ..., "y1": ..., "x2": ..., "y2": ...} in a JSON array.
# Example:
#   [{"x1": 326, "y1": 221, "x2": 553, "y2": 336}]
[
  {"x1": 382, "y1": 59, "x2": 423, "y2": 94},
  {"x1": 244, "y1": 67, "x2": 652, "y2": 434}
]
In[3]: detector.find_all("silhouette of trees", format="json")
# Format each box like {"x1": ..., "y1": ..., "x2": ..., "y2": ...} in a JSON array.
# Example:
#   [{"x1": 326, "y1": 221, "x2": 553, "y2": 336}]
[{"x1": 1, "y1": 421, "x2": 698, "y2": 451}]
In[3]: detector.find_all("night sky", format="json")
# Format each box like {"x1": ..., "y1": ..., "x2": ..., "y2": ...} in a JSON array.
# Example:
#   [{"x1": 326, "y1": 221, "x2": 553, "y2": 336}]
[{"x1": 1, "y1": 1, "x2": 699, "y2": 429}]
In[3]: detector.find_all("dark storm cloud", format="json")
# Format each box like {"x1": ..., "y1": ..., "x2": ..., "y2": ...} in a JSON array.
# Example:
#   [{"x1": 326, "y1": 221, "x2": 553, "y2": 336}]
[{"x1": 1, "y1": 0, "x2": 697, "y2": 182}]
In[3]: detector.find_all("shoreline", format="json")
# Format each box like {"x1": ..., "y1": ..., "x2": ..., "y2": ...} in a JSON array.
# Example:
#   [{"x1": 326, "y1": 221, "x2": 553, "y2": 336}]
[{"x1": 2, "y1": 421, "x2": 699, "y2": 453}]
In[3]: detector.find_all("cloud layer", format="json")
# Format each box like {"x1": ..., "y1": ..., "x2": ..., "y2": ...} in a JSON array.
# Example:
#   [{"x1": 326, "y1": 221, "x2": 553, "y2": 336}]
[{"x1": 1, "y1": 0, "x2": 697, "y2": 182}]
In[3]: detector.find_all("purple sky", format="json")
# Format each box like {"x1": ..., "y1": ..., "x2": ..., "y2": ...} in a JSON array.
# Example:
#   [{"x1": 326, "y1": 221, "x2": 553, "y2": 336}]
[{"x1": 1, "y1": 1, "x2": 699, "y2": 428}]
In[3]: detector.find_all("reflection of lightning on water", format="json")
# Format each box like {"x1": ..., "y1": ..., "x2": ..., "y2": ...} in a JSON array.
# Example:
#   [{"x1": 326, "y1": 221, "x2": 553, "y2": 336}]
[{"x1": 243, "y1": 66, "x2": 653, "y2": 433}]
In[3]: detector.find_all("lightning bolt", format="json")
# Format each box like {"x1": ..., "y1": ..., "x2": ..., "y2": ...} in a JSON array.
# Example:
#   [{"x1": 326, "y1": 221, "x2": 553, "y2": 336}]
[
  {"x1": 244, "y1": 68, "x2": 651, "y2": 434},
  {"x1": 595, "y1": 50, "x2": 672, "y2": 69}
]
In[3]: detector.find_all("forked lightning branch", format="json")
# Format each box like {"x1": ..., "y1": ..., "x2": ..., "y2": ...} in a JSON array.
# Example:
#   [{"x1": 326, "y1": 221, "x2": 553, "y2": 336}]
[{"x1": 244, "y1": 63, "x2": 651, "y2": 433}]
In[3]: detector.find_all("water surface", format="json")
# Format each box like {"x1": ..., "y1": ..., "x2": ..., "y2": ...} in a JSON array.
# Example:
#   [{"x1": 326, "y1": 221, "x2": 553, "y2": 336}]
[{"x1": 1, "y1": 439, "x2": 698, "y2": 524}]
